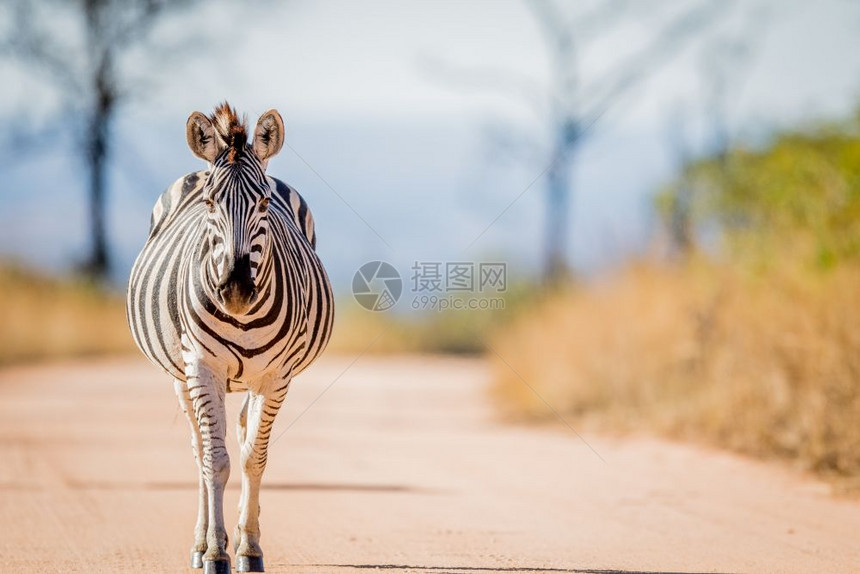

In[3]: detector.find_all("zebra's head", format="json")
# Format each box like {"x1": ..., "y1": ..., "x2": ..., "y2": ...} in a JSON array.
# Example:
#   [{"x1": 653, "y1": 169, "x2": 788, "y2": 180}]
[{"x1": 185, "y1": 103, "x2": 285, "y2": 315}]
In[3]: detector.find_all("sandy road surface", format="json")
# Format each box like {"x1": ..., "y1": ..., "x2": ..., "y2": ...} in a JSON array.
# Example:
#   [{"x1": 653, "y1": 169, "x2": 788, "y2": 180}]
[{"x1": 0, "y1": 356, "x2": 858, "y2": 574}]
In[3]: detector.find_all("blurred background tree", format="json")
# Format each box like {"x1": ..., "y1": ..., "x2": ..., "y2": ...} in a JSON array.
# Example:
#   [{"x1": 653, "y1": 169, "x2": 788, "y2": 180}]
[
  {"x1": 0, "y1": 0, "x2": 207, "y2": 280},
  {"x1": 431, "y1": 0, "x2": 726, "y2": 283},
  {"x1": 660, "y1": 2, "x2": 770, "y2": 259}
]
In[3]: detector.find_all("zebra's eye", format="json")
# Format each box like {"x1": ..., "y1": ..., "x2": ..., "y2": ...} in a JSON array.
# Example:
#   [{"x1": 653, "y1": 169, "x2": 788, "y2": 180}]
[
  {"x1": 204, "y1": 198, "x2": 215, "y2": 213},
  {"x1": 258, "y1": 197, "x2": 270, "y2": 213}
]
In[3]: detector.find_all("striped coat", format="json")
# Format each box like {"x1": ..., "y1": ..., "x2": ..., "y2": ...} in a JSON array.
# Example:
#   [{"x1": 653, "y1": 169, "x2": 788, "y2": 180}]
[
  {"x1": 127, "y1": 170, "x2": 333, "y2": 387},
  {"x1": 125, "y1": 103, "x2": 333, "y2": 573}
]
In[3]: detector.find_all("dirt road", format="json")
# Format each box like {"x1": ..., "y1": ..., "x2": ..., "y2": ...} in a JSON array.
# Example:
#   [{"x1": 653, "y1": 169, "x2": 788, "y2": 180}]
[{"x1": 0, "y1": 356, "x2": 858, "y2": 573}]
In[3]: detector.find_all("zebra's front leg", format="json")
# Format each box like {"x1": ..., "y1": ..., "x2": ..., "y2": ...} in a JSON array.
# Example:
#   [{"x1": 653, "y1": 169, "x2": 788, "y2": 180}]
[
  {"x1": 235, "y1": 376, "x2": 290, "y2": 572},
  {"x1": 186, "y1": 360, "x2": 232, "y2": 574},
  {"x1": 234, "y1": 393, "x2": 249, "y2": 552},
  {"x1": 174, "y1": 379, "x2": 209, "y2": 569}
]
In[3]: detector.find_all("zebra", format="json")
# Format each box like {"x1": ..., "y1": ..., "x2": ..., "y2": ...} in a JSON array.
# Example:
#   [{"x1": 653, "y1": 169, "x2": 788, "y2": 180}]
[{"x1": 127, "y1": 103, "x2": 334, "y2": 574}]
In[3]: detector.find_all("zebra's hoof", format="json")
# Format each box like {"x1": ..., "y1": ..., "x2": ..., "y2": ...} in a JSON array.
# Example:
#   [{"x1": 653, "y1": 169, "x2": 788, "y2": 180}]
[
  {"x1": 203, "y1": 558, "x2": 231, "y2": 574},
  {"x1": 191, "y1": 550, "x2": 205, "y2": 569},
  {"x1": 236, "y1": 555, "x2": 264, "y2": 572}
]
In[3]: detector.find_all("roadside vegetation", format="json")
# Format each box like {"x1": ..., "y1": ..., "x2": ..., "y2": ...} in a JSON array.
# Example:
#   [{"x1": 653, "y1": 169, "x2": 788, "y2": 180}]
[
  {"x1": 0, "y1": 264, "x2": 135, "y2": 366},
  {"x1": 328, "y1": 286, "x2": 533, "y2": 355},
  {"x1": 490, "y1": 113, "x2": 860, "y2": 488}
]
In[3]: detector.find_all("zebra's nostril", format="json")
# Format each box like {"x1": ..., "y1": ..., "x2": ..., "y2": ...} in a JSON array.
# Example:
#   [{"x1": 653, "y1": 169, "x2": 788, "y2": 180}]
[{"x1": 218, "y1": 254, "x2": 253, "y2": 290}]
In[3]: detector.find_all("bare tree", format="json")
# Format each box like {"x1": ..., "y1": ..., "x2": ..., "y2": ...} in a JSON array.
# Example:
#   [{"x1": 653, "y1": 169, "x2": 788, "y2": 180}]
[
  {"x1": 0, "y1": 0, "x2": 205, "y2": 280},
  {"x1": 701, "y1": 6, "x2": 768, "y2": 164},
  {"x1": 432, "y1": 0, "x2": 727, "y2": 282},
  {"x1": 662, "y1": 102, "x2": 696, "y2": 258},
  {"x1": 661, "y1": 2, "x2": 769, "y2": 257}
]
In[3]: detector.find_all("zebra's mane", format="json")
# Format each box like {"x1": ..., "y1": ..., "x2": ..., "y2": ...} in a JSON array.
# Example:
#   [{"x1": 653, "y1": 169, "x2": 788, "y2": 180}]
[{"x1": 210, "y1": 102, "x2": 247, "y2": 164}]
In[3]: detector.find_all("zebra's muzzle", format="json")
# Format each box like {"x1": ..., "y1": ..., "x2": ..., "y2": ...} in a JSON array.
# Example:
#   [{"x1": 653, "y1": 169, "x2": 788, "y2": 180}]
[{"x1": 217, "y1": 254, "x2": 258, "y2": 315}]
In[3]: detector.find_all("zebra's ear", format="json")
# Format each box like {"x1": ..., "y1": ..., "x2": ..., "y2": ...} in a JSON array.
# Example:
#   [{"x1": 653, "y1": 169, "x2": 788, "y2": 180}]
[
  {"x1": 186, "y1": 111, "x2": 221, "y2": 163},
  {"x1": 253, "y1": 109, "x2": 284, "y2": 164}
]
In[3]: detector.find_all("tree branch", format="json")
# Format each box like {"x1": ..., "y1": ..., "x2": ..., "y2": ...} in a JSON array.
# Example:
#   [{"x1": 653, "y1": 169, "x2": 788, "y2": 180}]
[
  {"x1": 481, "y1": 122, "x2": 548, "y2": 164},
  {"x1": 525, "y1": 0, "x2": 572, "y2": 49},
  {"x1": 573, "y1": 0, "x2": 633, "y2": 43},
  {"x1": 106, "y1": 0, "x2": 200, "y2": 51},
  {"x1": 0, "y1": 1, "x2": 84, "y2": 95},
  {"x1": 578, "y1": 0, "x2": 730, "y2": 131},
  {"x1": 419, "y1": 54, "x2": 552, "y2": 120}
]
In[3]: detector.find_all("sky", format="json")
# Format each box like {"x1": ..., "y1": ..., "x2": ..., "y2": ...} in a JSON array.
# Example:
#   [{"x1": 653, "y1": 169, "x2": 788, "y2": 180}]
[{"x1": 1, "y1": 0, "x2": 860, "y2": 290}]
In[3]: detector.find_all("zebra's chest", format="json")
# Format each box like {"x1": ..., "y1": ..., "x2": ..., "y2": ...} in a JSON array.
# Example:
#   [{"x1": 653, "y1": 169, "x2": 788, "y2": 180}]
[
  {"x1": 177, "y1": 273, "x2": 306, "y2": 383},
  {"x1": 180, "y1": 321, "x2": 301, "y2": 388}
]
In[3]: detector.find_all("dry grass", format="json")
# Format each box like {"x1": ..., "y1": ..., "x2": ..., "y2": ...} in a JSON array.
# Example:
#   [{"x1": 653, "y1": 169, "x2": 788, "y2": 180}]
[
  {"x1": 325, "y1": 306, "x2": 427, "y2": 354},
  {"x1": 0, "y1": 264, "x2": 135, "y2": 365},
  {"x1": 327, "y1": 288, "x2": 531, "y2": 355},
  {"x1": 490, "y1": 261, "x2": 860, "y2": 485},
  {"x1": 326, "y1": 305, "x2": 502, "y2": 355}
]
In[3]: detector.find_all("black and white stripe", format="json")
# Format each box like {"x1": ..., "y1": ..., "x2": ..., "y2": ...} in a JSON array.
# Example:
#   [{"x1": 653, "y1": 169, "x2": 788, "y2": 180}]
[{"x1": 128, "y1": 168, "x2": 331, "y2": 385}]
